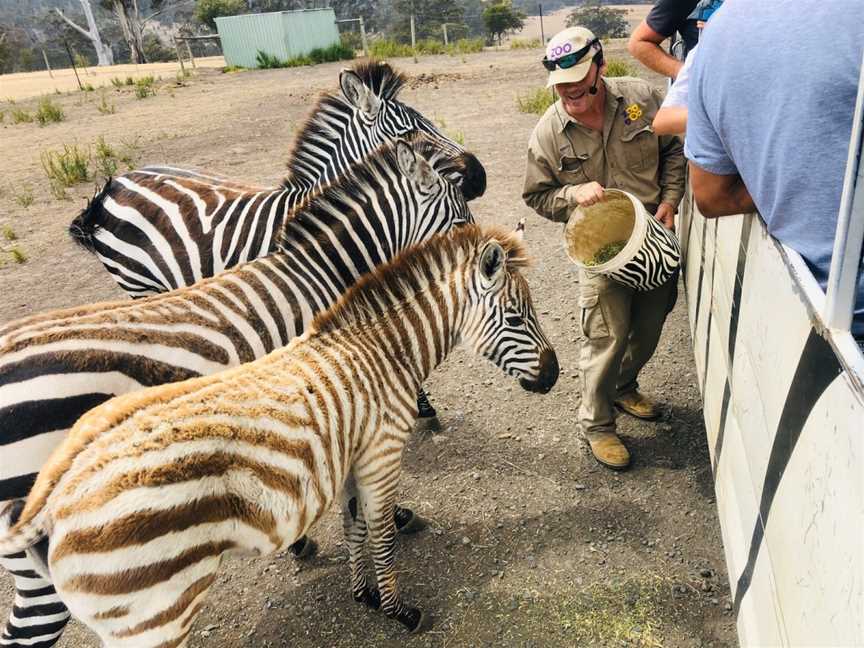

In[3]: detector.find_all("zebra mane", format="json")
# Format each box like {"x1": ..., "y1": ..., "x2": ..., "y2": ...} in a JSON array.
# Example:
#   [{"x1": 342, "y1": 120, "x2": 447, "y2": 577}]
[
  {"x1": 312, "y1": 225, "x2": 529, "y2": 335},
  {"x1": 283, "y1": 60, "x2": 407, "y2": 175}
]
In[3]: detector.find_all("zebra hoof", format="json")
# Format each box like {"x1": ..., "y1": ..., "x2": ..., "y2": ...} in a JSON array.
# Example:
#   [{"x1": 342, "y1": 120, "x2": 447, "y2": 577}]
[
  {"x1": 414, "y1": 415, "x2": 442, "y2": 434},
  {"x1": 394, "y1": 506, "x2": 427, "y2": 535},
  {"x1": 396, "y1": 606, "x2": 428, "y2": 633},
  {"x1": 353, "y1": 586, "x2": 381, "y2": 610},
  {"x1": 289, "y1": 536, "x2": 318, "y2": 560}
]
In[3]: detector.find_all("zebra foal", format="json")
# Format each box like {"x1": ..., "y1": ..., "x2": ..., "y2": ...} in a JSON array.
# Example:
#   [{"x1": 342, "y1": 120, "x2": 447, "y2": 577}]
[
  {"x1": 0, "y1": 138, "x2": 468, "y2": 648},
  {"x1": 0, "y1": 223, "x2": 559, "y2": 645}
]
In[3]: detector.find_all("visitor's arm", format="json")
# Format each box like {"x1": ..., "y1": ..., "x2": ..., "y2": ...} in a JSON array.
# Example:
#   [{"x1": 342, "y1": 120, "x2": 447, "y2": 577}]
[
  {"x1": 628, "y1": 21, "x2": 684, "y2": 79},
  {"x1": 689, "y1": 162, "x2": 756, "y2": 217}
]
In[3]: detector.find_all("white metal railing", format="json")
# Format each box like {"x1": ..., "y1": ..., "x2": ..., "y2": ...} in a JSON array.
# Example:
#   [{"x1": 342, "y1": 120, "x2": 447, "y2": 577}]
[{"x1": 824, "y1": 51, "x2": 864, "y2": 332}]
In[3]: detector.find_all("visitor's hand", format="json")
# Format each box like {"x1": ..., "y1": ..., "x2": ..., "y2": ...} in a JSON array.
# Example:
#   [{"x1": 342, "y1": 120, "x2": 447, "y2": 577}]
[
  {"x1": 569, "y1": 182, "x2": 606, "y2": 207},
  {"x1": 655, "y1": 202, "x2": 676, "y2": 229}
]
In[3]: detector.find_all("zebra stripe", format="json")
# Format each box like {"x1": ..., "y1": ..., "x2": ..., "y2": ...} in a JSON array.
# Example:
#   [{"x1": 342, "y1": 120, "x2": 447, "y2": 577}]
[
  {"x1": 0, "y1": 224, "x2": 558, "y2": 646},
  {"x1": 0, "y1": 138, "x2": 471, "y2": 648},
  {"x1": 605, "y1": 216, "x2": 681, "y2": 291},
  {"x1": 69, "y1": 61, "x2": 486, "y2": 298}
]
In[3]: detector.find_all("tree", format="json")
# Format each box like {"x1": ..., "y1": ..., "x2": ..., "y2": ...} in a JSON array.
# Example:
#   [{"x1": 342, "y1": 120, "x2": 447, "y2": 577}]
[
  {"x1": 482, "y1": 2, "x2": 525, "y2": 45},
  {"x1": 566, "y1": 1, "x2": 628, "y2": 39},
  {"x1": 387, "y1": 0, "x2": 464, "y2": 43},
  {"x1": 52, "y1": 0, "x2": 114, "y2": 66},
  {"x1": 195, "y1": 0, "x2": 246, "y2": 30}
]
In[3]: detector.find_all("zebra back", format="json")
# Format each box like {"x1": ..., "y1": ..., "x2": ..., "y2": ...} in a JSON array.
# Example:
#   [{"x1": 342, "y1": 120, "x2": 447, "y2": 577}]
[{"x1": 68, "y1": 60, "x2": 485, "y2": 298}]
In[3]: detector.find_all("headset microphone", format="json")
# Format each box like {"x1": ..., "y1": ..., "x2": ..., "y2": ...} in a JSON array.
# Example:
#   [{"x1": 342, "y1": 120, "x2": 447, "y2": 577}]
[{"x1": 588, "y1": 65, "x2": 600, "y2": 95}]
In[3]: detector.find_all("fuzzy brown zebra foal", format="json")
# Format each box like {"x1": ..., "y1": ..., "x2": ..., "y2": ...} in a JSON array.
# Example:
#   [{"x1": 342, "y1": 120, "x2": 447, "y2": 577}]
[{"x1": 0, "y1": 224, "x2": 558, "y2": 645}]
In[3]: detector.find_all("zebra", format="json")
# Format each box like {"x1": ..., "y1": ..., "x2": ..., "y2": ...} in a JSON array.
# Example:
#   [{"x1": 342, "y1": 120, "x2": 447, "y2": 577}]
[
  {"x1": 68, "y1": 60, "x2": 486, "y2": 299},
  {"x1": 0, "y1": 222, "x2": 559, "y2": 645},
  {"x1": 0, "y1": 138, "x2": 472, "y2": 648}
]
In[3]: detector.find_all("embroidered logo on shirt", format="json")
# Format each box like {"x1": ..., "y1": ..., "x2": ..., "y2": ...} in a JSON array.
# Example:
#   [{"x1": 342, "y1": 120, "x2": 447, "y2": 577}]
[{"x1": 624, "y1": 103, "x2": 643, "y2": 125}]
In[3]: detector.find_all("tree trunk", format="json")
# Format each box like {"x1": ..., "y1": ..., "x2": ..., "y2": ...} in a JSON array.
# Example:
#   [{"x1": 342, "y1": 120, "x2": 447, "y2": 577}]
[
  {"x1": 112, "y1": 0, "x2": 147, "y2": 64},
  {"x1": 53, "y1": 1, "x2": 114, "y2": 66}
]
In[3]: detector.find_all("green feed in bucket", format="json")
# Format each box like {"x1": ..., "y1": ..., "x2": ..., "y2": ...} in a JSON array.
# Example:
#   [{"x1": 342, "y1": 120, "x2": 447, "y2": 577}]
[{"x1": 584, "y1": 240, "x2": 627, "y2": 266}]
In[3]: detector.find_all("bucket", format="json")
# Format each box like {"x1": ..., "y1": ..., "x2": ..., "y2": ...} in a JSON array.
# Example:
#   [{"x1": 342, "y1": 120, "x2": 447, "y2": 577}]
[{"x1": 564, "y1": 189, "x2": 680, "y2": 291}]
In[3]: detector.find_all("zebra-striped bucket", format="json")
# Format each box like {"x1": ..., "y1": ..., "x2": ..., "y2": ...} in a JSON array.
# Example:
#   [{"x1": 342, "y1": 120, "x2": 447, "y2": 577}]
[{"x1": 564, "y1": 189, "x2": 680, "y2": 291}]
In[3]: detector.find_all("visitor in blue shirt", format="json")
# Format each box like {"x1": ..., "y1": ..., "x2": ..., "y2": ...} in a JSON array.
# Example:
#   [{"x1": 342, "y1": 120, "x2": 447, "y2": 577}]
[{"x1": 685, "y1": 0, "x2": 864, "y2": 336}]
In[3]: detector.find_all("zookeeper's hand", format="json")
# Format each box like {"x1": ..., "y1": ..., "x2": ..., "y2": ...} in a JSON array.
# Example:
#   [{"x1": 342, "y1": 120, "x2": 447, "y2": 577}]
[
  {"x1": 655, "y1": 202, "x2": 676, "y2": 229},
  {"x1": 567, "y1": 182, "x2": 606, "y2": 207}
]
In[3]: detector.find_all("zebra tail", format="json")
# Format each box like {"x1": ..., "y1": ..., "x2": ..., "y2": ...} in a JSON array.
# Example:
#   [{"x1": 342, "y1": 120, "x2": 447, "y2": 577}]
[
  {"x1": 68, "y1": 179, "x2": 113, "y2": 253},
  {"x1": 0, "y1": 506, "x2": 49, "y2": 556}
]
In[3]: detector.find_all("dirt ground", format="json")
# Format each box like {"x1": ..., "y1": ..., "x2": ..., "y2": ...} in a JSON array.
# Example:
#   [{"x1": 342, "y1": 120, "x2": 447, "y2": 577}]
[{"x1": 0, "y1": 41, "x2": 737, "y2": 647}]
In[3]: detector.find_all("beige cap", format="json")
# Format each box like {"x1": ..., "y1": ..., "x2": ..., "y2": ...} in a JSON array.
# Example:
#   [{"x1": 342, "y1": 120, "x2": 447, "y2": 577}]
[{"x1": 544, "y1": 26, "x2": 601, "y2": 88}]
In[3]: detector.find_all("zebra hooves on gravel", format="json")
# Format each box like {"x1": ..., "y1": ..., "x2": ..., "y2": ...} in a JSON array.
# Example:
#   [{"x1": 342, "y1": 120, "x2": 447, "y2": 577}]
[
  {"x1": 415, "y1": 389, "x2": 442, "y2": 432},
  {"x1": 288, "y1": 536, "x2": 318, "y2": 560}
]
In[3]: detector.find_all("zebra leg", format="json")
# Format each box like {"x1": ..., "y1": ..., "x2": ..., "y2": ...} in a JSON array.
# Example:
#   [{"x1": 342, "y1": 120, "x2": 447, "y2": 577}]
[
  {"x1": 415, "y1": 389, "x2": 441, "y2": 433},
  {"x1": 357, "y1": 481, "x2": 427, "y2": 633},
  {"x1": 346, "y1": 497, "x2": 425, "y2": 536},
  {"x1": 0, "y1": 502, "x2": 70, "y2": 648},
  {"x1": 342, "y1": 489, "x2": 379, "y2": 610}
]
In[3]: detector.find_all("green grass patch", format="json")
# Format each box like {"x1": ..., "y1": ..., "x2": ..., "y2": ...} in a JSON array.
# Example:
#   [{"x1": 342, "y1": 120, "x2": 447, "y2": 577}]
[
  {"x1": 448, "y1": 37, "x2": 484, "y2": 54},
  {"x1": 13, "y1": 188, "x2": 34, "y2": 208},
  {"x1": 308, "y1": 43, "x2": 355, "y2": 63},
  {"x1": 134, "y1": 76, "x2": 156, "y2": 99},
  {"x1": 41, "y1": 143, "x2": 91, "y2": 189},
  {"x1": 110, "y1": 76, "x2": 125, "y2": 88},
  {"x1": 516, "y1": 87, "x2": 555, "y2": 115},
  {"x1": 10, "y1": 108, "x2": 33, "y2": 124},
  {"x1": 9, "y1": 247, "x2": 27, "y2": 264},
  {"x1": 605, "y1": 57, "x2": 638, "y2": 78},
  {"x1": 97, "y1": 92, "x2": 116, "y2": 115},
  {"x1": 255, "y1": 50, "x2": 287, "y2": 69},
  {"x1": 35, "y1": 97, "x2": 64, "y2": 126},
  {"x1": 510, "y1": 38, "x2": 542, "y2": 50},
  {"x1": 221, "y1": 65, "x2": 246, "y2": 73},
  {"x1": 556, "y1": 577, "x2": 670, "y2": 647},
  {"x1": 2, "y1": 225, "x2": 17, "y2": 241},
  {"x1": 81, "y1": 83, "x2": 95, "y2": 92},
  {"x1": 93, "y1": 136, "x2": 118, "y2": 176}
]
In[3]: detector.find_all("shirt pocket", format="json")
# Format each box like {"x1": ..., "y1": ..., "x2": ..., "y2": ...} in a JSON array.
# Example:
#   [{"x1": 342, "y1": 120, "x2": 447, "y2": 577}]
[
  {"x1": 620, "y1": 123, "x2": 658, "y2": 172},
  {"x1": 558, "y1": 152, "x2": 592, "y2": 185},
  {"x1": 579, "y1": 292, "x2": 610, "y2": 339}
]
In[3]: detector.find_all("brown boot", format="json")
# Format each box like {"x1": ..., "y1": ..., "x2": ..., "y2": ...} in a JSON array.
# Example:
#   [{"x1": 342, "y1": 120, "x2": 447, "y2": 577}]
[
  {"x1": 614, "y1": 390, "x2": 661, "y2": 420},
  {"x1": 583, "y1": 430, "x2": 630, "y2": 470}
]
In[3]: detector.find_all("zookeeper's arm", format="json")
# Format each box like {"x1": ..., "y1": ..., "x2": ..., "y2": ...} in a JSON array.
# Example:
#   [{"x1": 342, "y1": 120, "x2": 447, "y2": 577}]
[{"x1": 523, "y1": 131, "x2": 603, "y2": 222}]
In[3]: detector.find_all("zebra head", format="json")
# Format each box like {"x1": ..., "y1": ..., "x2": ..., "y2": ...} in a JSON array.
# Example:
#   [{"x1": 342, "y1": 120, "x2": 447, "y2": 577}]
[
  {"x1": 337, "y1": 61, "x2": 487, "y2": 201},
  {"x1": 460, "y1": 222, "x2": 559, "y2": 393}
]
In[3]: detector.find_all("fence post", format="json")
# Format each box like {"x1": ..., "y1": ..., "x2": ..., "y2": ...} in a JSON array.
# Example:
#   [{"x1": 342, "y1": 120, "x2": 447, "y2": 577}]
[
  {"x1": 185, "y1": 39, "x2": 196, "y2": 69},
  {"x1": 63, "y1": 40, "x2": 83, "y2": 90},
  {"x1": 174, "y1": 37, "x2": 186, "y2": 76},
  {"x1": 359, "y1": 16, "x2": 368, "y2": 57},
  {"x1": 410, "y1": 11, "x2": 417, "y2": 62},
  {"x1": 539, "y1": 3, "x2": 545, "y2": 44},
  {"x1": 442, "y1": 23, "x2": 449, "y2": 46}
]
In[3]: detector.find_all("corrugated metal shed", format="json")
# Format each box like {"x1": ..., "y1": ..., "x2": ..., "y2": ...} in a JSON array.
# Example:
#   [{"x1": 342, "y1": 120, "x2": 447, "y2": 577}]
[{"x1": 215, "y1": 9, "x2": 339, "y2": 68}]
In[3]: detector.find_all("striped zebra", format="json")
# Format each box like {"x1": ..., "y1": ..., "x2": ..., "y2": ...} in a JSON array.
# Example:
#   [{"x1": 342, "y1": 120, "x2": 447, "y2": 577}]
[
  {"x1": 0, "y1": 223, "x2": 559, "y2": 645},
  {"x1": 0, "y1": 138, "x2": 471, "y2": 648},
  {"x1": 69, "y1": 60, "x2": 486, "y2": 299}
]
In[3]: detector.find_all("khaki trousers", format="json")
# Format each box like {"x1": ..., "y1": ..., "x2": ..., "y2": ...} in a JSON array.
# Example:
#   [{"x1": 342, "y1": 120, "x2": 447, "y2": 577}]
[{"x1": 577, "y1": 270, "x2": 678, "y2": 435}]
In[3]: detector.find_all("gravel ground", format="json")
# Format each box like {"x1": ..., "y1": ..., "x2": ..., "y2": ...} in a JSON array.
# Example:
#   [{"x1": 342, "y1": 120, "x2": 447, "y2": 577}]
[{"x1": 0, "y1": 42, "x2": 737, "y2": 647}]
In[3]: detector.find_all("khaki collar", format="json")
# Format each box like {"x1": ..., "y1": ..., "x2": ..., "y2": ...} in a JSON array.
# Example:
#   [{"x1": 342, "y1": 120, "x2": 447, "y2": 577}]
[{"x1": 553, "y1": 79, "x2": 624, "y2": 133}]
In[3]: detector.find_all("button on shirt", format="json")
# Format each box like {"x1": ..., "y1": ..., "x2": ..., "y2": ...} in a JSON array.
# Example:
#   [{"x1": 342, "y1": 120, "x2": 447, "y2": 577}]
[{"x1": 523, "y1": 77, "x2": 685, "y2": 223}]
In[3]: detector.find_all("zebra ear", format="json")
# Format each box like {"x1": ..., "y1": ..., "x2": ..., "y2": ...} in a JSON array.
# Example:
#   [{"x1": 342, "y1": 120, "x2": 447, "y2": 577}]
[
  {"x1": 479, "y1": 241, "x2": 506, "y2": 284},
  {"x1": 396, "y1": 141, "x2": 438, "y2": 191},
  {"x1": 340, "y1": 70, "x2": 381, "y2": 117}
]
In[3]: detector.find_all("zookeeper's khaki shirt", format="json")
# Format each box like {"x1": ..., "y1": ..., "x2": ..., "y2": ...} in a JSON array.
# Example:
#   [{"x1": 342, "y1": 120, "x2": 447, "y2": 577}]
[{"x1": 523, "y1": 76, "x2": 685, "y2": 223}]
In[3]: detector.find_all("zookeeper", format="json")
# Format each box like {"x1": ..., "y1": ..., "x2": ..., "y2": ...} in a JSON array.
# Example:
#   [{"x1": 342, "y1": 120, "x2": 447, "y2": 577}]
[{"x1": 522, "y1": 26, "x2": 686, "y2": 471}]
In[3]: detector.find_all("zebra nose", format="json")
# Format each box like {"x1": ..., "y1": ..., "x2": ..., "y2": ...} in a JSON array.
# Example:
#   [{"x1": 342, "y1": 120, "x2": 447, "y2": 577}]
[
  {"x1": 460, "y1": 153, "x2": 487, "y2": 201},
  {"x1": 519, "y1": 349, "x2": 559, "y2": 394}
]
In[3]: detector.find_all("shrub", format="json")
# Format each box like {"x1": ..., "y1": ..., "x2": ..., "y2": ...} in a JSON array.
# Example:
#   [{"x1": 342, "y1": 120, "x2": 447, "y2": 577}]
[
  {"x1": 134, "y1": 76, "x2": 156, "y2": 99},
  {"x1": 94, "y1": 136, "x2": 118, "y2": 177},
  {"x1": 13, "y1": 188, "x2": 33, "y2": 208},
  {"x1": 566, "y1": 1, "x2": 629, "y2": 38},
  {"x1": 41, "y1": 143, "x2": 91, "y2": 189},
  {"x1": 2, "y1": 225, "x2": 16, "y2": 241},
  {"x1": 10, "y1": 108, "x2": 32, "y2": 124},
  {"x1": 340, "y1": 30, "x2": 362, "y2": 52},
  {"x1": 516, "y1": 87, "x2": 555, "y2": 115},
  {"x1": 9, "y1": 247, "x2": 27, "y2": 264},
  {"x1": 35, "y1": 97, "x2": 64, "y2": 126},
  {"x1": 81, "y1": 83, "x2": 95, "y2": 92},
  {"x1": 416, "y1": 39, "x2": 446, "y2": 55},
  {"x1": 255, "y1": 50, "x2": 287, "y2": 69},
  {"x1": 125, "y1": 76, "x2": 134, "y2": 85},
  {"x1": 96, "y1": 92, "x2": 116, "y2": 114},
  {"x1": 448, "y1": 37, "x2": 485, "y2": 54},
  {"x1": 510, "y1": 38, "x2": 541, "y2": 49},
  {"x1": 110, "y1": 77, "x2": 125, "y2": 88},
  {"x1": 368, "y1": 39, "x2": 414, "y2": 59},
  {"x1": 308, "y1": 43, "x2": 355, "y2": 64},
  {"x1": 604, "y1": 58, "x2": 637, "y2": 77},
  {"x1": 195, "y1": 0, "x2": 246, "y2": 30}
]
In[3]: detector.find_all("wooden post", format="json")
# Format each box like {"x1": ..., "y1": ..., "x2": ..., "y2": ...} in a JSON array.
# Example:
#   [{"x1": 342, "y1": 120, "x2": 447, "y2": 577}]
[
  {"x1": 63, "y1": 40, "x2": 83, "y2": 90},
  {"x1": 174, "y1": 37, "x2": 186, "y2": 75},
  {"x1": 410, "y1": 8, "x2": 417, "y2": 62},
  {"x1": 539, "y1": 3, "x2": 545, "y2": 44},
  {"x1": 41, "y1": 48, "x2": 54, "y2": 78},
  {"x1": 359, "y1": 16, "x2": 368, "y2": 57},
  {"x1": 185, "y1": 39, "x2": 196, "y2": 69},
  {"x1": 442, "y1": 23, "x2": 449, "y2": 46}
]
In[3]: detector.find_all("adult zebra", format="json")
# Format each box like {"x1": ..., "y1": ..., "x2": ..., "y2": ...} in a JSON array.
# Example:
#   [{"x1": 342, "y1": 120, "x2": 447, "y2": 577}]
[
  {"x1": 69, "y1": 60, "x2": 486, "y2": 298},
  {"x1": 0, "y1": 138, "x2": 471, "y2": 648},
  {"x1": 0, "y1": 224, "x2": 558, "y2": 644}
]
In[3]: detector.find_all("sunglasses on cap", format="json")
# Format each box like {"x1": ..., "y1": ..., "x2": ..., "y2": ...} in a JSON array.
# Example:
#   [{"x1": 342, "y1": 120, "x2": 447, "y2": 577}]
[{"x1": 541, "y1": 38, "x2": 599, "y2": 71}]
